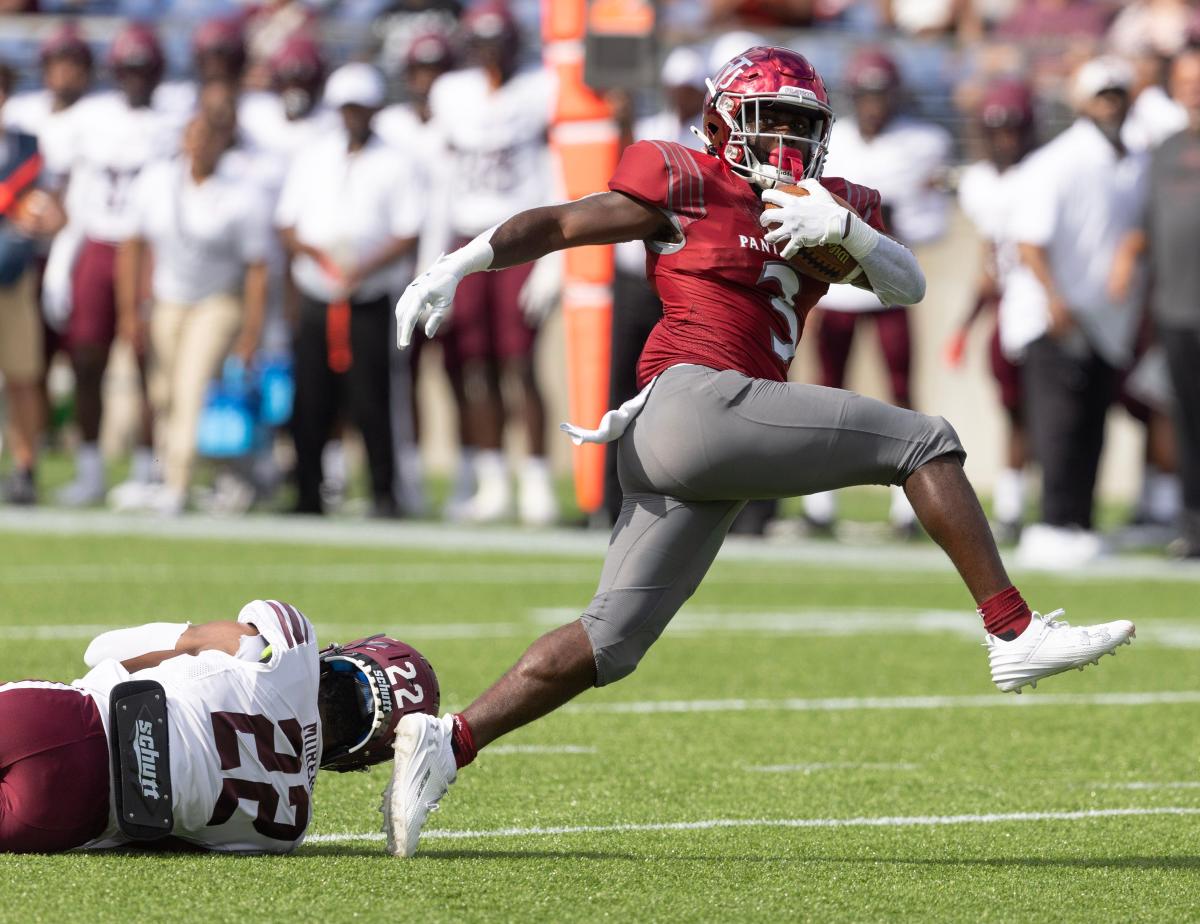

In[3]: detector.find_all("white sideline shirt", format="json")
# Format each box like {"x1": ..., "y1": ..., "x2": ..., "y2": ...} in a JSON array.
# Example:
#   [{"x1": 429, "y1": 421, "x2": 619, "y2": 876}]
[
  {"x1": 819, "y1": 116, "x2": 952, "y2": 311},
  {"x1": 957, "y1": 158, "x2": 1022, "y2": 288},
  {"x1": 276, "y1": 133, "x2": 426, "y2": 303},
  {"x1": 61, "y1": 91, "x2": 183, "y2": 243},
  {"x1": 74, "y1": 600, "x2": 323, "y2": 854},
  {"x1": 131, "y1": 156, "x2": 272, "y2": 304},
  {"x1": 429, "y1": 66, "x2": 556, "y2": 237},
  {"x1": 999, "y1": 118, "x2": 1148, "y2": 366}
]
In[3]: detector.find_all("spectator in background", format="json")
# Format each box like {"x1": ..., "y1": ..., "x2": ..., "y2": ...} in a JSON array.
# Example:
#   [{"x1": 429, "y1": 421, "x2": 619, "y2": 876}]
[
  {"x1": 56, "y1": 23, "x2": 182, "y2": 508},
  {"x1": 243, "y1": 0, "x2": 318, "y2": 91},
  {"x1": 1122, "y1": 44, "x2": 1187, "y2": 153},
  {"x1": 3, "y1": 22, "x2": 94, "y2": 458},
  {"x1": 277, "y1": 63, "x2": 424, "y2": 517},
  {"x1": 240, "y1": 35, "x2": 337, "y2": 159},
  {"x1": 1002, "y1": 56, "x2": 1147, "y2": 568},
  {"x1": 1136, "y1": 48, "x2": 1200, "y2": 558},
  {"x1": 115, "y1": 111, "x2": 270, "y2": 515},
  {"x1": 604, "y1": 45, "x2": 707, "y2": 528},
  {"x1": 947, "y1": 79, "x2": 1038, "y2": 543},
  {"x1": 805, "y1": 47, "x2": 952, "y2": 537},
  {"x1": 1108, "y1": 0, "x2": 1195, "y2": 59},
  {"x1": 376, "y1": 30, "x2": 457, "y2": 516},
  {"x1": 995, "y1": 0, "x2": 1112, "y2": 41},
  {"x1": 150, "y1": 14, "x2": 249, "y2": 121},
  {"x1": 0, "y1": 64, "x2": 56, "y2": 505},
  {"x1": 427, "y1": 0, "x2": 559, "y2": 525}
]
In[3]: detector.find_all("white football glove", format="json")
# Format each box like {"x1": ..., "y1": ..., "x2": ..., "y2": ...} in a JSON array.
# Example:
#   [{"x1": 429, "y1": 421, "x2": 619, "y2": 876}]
[
  {"x1": 759, "y1": 179, "x2": 851, "y2": 259},
  {"x1": 395, "y1": 257, "x2": 462, "y2": 348},
  {"x1": 518, "y1": 251, "x2": 563, "y2": 327}
]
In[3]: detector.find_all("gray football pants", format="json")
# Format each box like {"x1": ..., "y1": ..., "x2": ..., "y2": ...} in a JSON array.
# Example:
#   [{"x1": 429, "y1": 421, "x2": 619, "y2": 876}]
[{"x1": 579, "y1": 364, "x2": 965, "y2": 685}]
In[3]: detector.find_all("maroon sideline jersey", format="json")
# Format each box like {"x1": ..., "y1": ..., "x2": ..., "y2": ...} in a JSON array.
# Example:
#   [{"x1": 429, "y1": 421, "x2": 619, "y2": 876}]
[{"x1": 608, "y1": 140, "x2": 887, "y2": 388}]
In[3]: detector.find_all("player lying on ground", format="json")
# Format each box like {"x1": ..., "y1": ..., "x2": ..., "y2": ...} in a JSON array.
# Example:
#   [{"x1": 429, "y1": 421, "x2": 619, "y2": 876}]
[
  {"x1": 0, "y1": 602, "x2": 437, "y2": 853},
  {"x1": 388, "y1": 46, "x2": 1136, "y2": 858}
]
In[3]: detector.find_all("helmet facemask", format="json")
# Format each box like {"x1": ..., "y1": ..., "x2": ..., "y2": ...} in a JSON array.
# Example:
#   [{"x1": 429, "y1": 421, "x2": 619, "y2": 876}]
[
  {"x1": 317, "y1": 634, "x2": 440, "y2": 772},
  {"x1": 711, "y1": 90, "x2": 833, "y2": 188}
]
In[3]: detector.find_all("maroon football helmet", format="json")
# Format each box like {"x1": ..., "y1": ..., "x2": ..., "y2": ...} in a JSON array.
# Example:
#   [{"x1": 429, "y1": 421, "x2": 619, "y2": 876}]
[
  {"x1": 193, "y1": 16, "x2": 247, "y2": 78},
  {"x1": 269, "y1": 35, "x2": 325, "y2": 89},
  {"x1": 845, "y1": 47, "x2": 901, "y2": 94},
  {"x1": 702, "y1": 45, "x2": 835, "y2": 188},
  {"x1": 318, "y1": 635, "x2": 440, "y2": 772},
  {"x1": 980, "y1": 78, "x2": 1034, "y2": 130},
  {"x1": 107, "y1": 22, "x2": 165, "y2": 81},
  {"x1": 41, "y1": 22, "x2": 93, "y2": 70},
  {"x1": 463, "y1": 0, "x2": 519, "y2": 44}
]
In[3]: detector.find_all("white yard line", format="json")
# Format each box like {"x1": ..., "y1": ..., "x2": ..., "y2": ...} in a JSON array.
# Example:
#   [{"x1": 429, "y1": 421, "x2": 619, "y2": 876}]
[
  {"x1": 0, "y1": 562, "x2": 600, "y2": 585},
  {"x1": 1089, "y1": 782, "x2": 1200, "y2": 790},
  {"x1": 485, "y1": 745, "x2": 598, "y2": 756},
  {"x1": 306, "y1": 806, "x2": 1200, "y2": 844},
  {"x1": 2, "y1": 508, "x2": 1197, "y2": 582},
  {"x1": 0, "y1": 621, "x2": 525, "y2": 641},
  {"x1": 745, "y1": 762, "x2": 921, "y2": 773},
  {"x1": 567, "y1": 690, "x2": 1200, "y2": 715}
]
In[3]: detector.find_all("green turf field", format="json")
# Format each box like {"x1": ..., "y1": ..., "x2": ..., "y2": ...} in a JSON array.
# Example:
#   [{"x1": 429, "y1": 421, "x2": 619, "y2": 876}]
[{"x1": 0, "y1": 513, "x2": 1198, "y2": 923}]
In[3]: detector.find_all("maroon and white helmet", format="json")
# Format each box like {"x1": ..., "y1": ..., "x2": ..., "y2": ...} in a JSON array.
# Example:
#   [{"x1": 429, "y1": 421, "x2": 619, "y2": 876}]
[
  {"x1": 702, "y1": 45, "x2": 835, "y2": 188},
  {"x1": 318, "y1": 635, "x2": 440, "y2": 772},
  {"x1": 107, "y1": 22, "x2": 165, "y2": 81},
  {"x1": 41, "y1": 21, "x2": 93, "y2": 70},
  {"x1": 269, "y1": 34, "x2": 326, "y2": 93},
  {"x1": 193, "y1": 16, "x2": 247, "y2": 77}
]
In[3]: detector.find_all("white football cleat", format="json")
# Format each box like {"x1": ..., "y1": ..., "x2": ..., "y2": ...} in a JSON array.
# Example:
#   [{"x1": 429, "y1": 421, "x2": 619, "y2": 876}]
[
  {"x1": 987, "y1": 610, "x2": 1135, "y2": 693},
  {"x1": 381, "y1": 713, "x2": 457, "y2": 857}
]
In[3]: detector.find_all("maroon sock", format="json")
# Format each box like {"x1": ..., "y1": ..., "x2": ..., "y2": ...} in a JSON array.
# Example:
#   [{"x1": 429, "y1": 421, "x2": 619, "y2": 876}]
[
  {"x1": 979, "y1": 586, "x2": 1032, "y2": 640},
  {"x1": 449, "y1": 713, "x2": 477, "y2": 769}
]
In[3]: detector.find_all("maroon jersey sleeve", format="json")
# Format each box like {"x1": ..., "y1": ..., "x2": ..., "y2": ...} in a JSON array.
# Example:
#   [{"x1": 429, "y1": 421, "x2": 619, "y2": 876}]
[
  {"x1": 609, "y1": 140, "x2": 707, "y2": 222},
  {"x1": 820, "y1": 177, "x2": 888, "y2": 234}
]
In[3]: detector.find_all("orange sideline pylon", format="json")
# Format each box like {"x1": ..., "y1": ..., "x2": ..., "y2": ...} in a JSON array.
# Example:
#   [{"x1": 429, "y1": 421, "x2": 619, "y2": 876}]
[{"x1": 544, "y1": 0, "x2": 618, "y2": 515}]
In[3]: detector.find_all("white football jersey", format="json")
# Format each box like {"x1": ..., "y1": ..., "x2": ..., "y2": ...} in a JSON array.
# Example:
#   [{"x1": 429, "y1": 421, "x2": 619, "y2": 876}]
[
  {"x1": 820, "y1": 115, "x2": 952, "y2": 311},
  {"x1": 3, "y1": 90, "x2": 88, "y2": 190},
  {"x1": 429, "y1": 66, "x2": 556, "y2": 236},
  {"x1": 957, "y1": 159, "x2": 1022, "y2": 287},
  {"x1": 63, "y1": 91, "x2": 184, "y2": 242},
  {"x1": 74, "y1": 600, "x2": 322, "y2": 854}
]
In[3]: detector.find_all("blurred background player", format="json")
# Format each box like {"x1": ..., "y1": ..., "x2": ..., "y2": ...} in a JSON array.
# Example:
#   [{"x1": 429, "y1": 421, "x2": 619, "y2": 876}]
[
  {"x1": 1130, "y1": 48, "x2": 1200, "y2": 558},
  {"x1": 276, "y1": 62, "x2": 424, "y2": 518},
  {"x1": 1003, "y1": 56, "x2": 1148, "y2": 569},
  {"x1": 0, "y1": 63, "x2": 57, "y2": 506},
  {"x1": 4, "y1": 23, "x2": 93, "y2": 492},
  {"x1": 946, "y1": 79, "x2": 1038, "y2": 543},
  {"x1": 376, "y1": 29, "x2": 458, "y2": 516},
  {"x1": 427, "y1": 0, "x2": 559, "y2": 525},
  {"x1": 56, "y1": 22, "x2": 183, "y2": 508},
  {"x1": 116, "y1": 110, "x2": 270, "y2": 515},
  {"x1": 804, "y1": 47, "x2": 952, "y2": 537}
]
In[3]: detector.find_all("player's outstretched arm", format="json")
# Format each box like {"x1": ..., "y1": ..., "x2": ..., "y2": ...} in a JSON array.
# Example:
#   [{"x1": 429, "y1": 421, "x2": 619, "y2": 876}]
[
  {"x1": 397, "y1": 192, "x2": 669, "y2": 348},
  {"x1": 85, "y1": 621, "x2": 260, "y2": 673}
]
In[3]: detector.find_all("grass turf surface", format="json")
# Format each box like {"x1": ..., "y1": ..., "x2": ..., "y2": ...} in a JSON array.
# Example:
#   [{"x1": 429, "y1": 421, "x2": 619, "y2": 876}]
[{"x1": 0, "y1": 520, "x2": 1198, "y2": 922}]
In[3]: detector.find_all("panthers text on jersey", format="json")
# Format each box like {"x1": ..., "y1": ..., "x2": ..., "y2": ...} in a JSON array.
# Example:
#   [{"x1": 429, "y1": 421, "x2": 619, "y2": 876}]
[
  {"x1": 73, "y1": 600, "x2": 322, "y2": 854},
  {"x1": 608, "y1": 139, "x2": 887, "y2": 388}
]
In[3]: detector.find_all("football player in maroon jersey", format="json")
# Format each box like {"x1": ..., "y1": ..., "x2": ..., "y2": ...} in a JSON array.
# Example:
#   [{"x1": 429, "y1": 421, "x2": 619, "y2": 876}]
[{"x1": 386, "y1": 47, "x2": 1136, "y2": 857}]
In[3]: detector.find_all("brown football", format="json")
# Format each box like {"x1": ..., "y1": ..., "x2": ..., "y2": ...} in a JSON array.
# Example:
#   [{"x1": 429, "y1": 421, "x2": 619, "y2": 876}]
[{"x1": 763, "y1": 183, "x2": 862, "y2": 285}]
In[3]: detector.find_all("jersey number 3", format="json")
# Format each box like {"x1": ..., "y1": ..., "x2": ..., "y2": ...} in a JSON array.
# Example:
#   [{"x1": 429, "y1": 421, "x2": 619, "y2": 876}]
[
  {"x1": 758, "y1": 262, "x2": 802, "y2": 363},
  {"x1": 206, "y1": 711, "x2": 310, "y2": 842}
]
